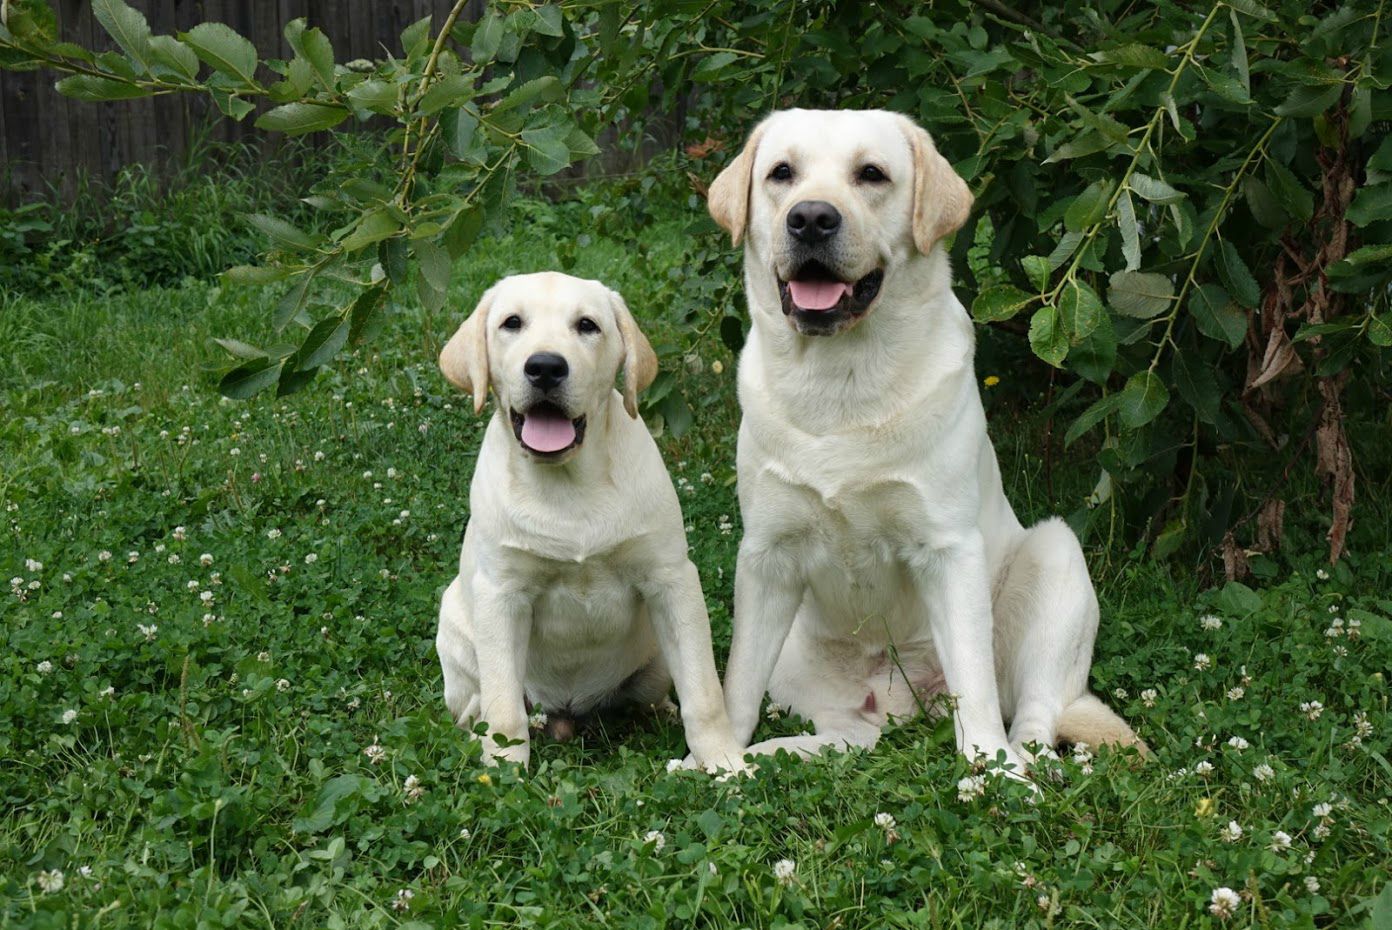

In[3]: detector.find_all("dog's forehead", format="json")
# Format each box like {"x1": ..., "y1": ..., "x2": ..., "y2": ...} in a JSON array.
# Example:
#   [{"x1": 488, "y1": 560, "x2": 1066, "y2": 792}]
[
  {"x1": 489, "y1": 273, "x2": 608, "y2": 319},
  {"x1": 756, "y1": 110, "x2": 912, "y2": 170}
]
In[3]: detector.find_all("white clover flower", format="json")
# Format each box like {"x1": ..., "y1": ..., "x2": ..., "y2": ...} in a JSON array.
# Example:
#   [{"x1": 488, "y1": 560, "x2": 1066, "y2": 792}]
[
  {"x1": 1200, "y1": 614, "x2": 1223, "y2": 631},
  {"x1": 364, "y1": 739, "x2": 386, "y2": 765},
  {"x1": 99, "y1": 686, "x2": 115, "y2": 700},
  {"x1": 1195, "y1": 760, "x2": 1215, "y2": 776},
  {"x1": 61, "y1": 709, "x2": 78, "y2": 724},
  {"x1": 772, "y1": 858, "x2": 797, "y2": 886},
  {"x1": 137, "y1": 623, "x2": 158, "y2": 641},
  {"x1": 665, "y1": 758, "x2": 684, "y2": 774},
  {"x1": 1209, "y1": 886, "x2": 1241, "y2": 918},
  {"x1": 1300, "y1": 701, "x2": 1324, "y2": 720},
  {"x1": 387, "y1": 467, "x2": 398, "y2": 479},
  {"x1": 25, "y1": 558, "x2": 42, "y2": 572},
  {"x1": 1140, "y1": 688, "x2": 1157, "y2": 707},
  {"x1": 644, "y1": 830, "x2": 666, "y2": 852},
  {"x1": 528, "y1": 709, "x2": 549, "y2": 731},
  {"x1": 1305, "y1": 876, "x2": 1320, "y2": 893},
  {"x1": 874, "y1": 812, "x2": 896, "y2": 830},
  {"x1": 1253, "y1": 763, "x2": 1275, "y2": 782},
  {"x1": 390, "y1": 888, "x2": 414, "y2": 911},
  {"x1": 1220, "y1": 820, "x2": 1243, "y2": 842},
  {"x1": 765, "y1": 701, "x2": 784, "y2": 721},
  {"x1": 362, "y1": 470, "x2": 373, "y2": 479},
  {"x1": 1193, "y1": 653, "x2": 1212, "y2": 671},
  {"x1": 276, "y1": 679, "x2": 290, "y2": 692},
  {"x1": 200, "y1": 591, "x2": 214, "y2": 604},
  {"x1": 257, "y1": 651, "x2": 271, "y2": 662},
  {"x1": 1346, "y1": 617, "x2": 1361, "y2": 640},
  {"x1": 1227, "y1": 736, "x2": 1249, "y2": 752},
  {"x1": 167, "y1": 553, "x2": 180, "y2": 565},
  {"x1": 304, "y1": 553, "x2": 318, "y2": 564},
  {"x1": 1315, "y1": 568, "x2": 1329, "y2": 580},
  {"x1": 267, "y1": 528, "x2": 282, "y2": 540},
  {"x1": 36, "y1": 869, "x2": 64, "y2": 893},
  {"x1": 404, "y1": 774, "x2": 425, "y2": 803},
  {"x1": 957, "y1": 774, "x2": 986, "y2": 801},
  {"x1": 187, "y1": 580, "x2": 200, "y2": 591},
  {"x1": 1113, "y1": 687, "x2": 1128, "y2": 700},
  {"x1": 708, "y1": 862, "x2": 718, "y2": 877},
  {"x1": 37, "y1": 660, "x2": 53, "y2": 675},
  {"x1": 314, "y1": 450, "x2": 325, "y2": 462},
  {"x1": 98, "y1": 550, "x2": 112, "y2": 562},
  {"x1": 51, "y1": 610, "x2": 62, "y2": 619},
  {"x1": 1269, "y1": 830, "x2": 1292, "y2": 852},
  {"x1": 1312, "y1": 802, "x2": 1332, "y2": 818},
  {"x1": 200, "y1": 553, "x2": 213, "y2": 567},
  {"x1": 1352, "y1": 711, "x2": 1373, "y2": 740}
]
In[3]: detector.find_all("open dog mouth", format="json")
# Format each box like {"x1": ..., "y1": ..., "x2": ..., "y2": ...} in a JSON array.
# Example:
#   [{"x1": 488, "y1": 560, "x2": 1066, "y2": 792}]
[
  {"x1": 777, "y1": 261, "x2": 885, "y2": 333},
  {"x1": 510, "y1": 402, "x2": 586, "y2": 458}
]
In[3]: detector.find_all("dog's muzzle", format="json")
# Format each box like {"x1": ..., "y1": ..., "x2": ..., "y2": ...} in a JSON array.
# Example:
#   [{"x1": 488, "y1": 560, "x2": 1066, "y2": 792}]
[
  {"x1": 777, "y1": 259, "x2": 885, "y2": 336},
  {"x1": 511, "y1": 401, "x2": 587, "y2": 459}
]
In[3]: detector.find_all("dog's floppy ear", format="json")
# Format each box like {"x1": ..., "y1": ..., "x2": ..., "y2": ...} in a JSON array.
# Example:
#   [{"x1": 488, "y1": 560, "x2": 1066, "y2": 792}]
[
  {"x1": 439, "y1": 285, "x2": 494, "y2": 414},
  {"x1": 899, "y1": 115, "x2": 973, "y2": 255},
  {"x1": 608, "y1": 288, "x2": 658, "y2": 419},
  {"x1": 708, "y1": 119, "x2": 768, "y2": 247}
]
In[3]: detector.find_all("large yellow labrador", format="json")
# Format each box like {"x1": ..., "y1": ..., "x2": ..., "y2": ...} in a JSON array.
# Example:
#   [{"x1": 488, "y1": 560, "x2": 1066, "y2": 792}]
[
  {"x1": 709, "y1": 110, "x2": 1145, "y2": 773},
  {"x1": 436, "y1": 272, "x2": 746, "y2": 772}
]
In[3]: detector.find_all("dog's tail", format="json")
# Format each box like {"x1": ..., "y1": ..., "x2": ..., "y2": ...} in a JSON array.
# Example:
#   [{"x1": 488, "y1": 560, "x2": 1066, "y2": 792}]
[{"x1": 1056, "y1": 693, "x2": 1149, "y2": 757}]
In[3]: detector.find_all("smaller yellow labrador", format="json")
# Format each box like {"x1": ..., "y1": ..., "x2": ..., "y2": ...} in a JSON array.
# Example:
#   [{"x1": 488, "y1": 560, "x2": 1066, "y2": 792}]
[{"x1": 435, "y1": 272, "x2": 746, "y2": 772}]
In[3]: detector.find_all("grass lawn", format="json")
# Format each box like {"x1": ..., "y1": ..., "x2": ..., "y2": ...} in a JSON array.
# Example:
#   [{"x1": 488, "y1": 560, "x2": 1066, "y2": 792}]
[{"x1": 2, "y1": 191, "x2": 1390, "y2": 929}]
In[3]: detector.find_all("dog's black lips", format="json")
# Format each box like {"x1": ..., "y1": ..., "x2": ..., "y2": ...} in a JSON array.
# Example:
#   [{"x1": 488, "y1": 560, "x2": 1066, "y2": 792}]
[
  {"x1": 777, "y1": 260, "x2": 885, "y2": 335},
  {"x1": 509, "y1": 401, "x2": 587, "y2": 458}
]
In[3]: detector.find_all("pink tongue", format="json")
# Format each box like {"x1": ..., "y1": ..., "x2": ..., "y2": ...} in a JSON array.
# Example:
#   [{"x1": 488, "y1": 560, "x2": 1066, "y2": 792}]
[
  {"x1": 521, "y1": 409, "x2": 576, "y2": 452},
  {"x1": 788, "y1": 279, "x2": 851, "y2": 311}
]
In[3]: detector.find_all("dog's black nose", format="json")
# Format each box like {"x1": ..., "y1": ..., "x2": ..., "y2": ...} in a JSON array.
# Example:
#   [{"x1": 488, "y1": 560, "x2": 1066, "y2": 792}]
[
  {"x1": 786, "y1": 200, "x2": 842, "y2": 243},
  {"x1": 524, "y1": 352, "x2": 569, "y2": 391}
]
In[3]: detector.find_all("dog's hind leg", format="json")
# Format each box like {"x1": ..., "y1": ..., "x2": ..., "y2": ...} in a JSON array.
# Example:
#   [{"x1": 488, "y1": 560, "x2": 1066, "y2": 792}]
[
  {"x1": 742, "y1": 711, "x2": 882, "y2": 761},
  {"x1": 991, "y1": 518, "x2": 1108, "y2": 760}
]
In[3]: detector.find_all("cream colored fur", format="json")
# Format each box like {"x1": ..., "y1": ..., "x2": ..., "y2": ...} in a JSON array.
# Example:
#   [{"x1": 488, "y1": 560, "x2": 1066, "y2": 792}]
[
  {"x1": 710, "y1": 109, "x2": 1146, "y2": 773},
  {"x1": 436, "y1": 272, "x2": 746, "y2": 772}
]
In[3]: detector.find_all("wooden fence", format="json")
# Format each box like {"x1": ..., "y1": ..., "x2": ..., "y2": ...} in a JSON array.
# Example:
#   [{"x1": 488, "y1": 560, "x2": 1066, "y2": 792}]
[{"x1": 0, "y1": 0, "x2": 486, "y2": 202}]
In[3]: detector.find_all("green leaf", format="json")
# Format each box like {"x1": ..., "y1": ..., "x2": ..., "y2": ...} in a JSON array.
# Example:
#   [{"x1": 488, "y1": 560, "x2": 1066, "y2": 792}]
[
  {"x1": 91, "y1": 0, "x2": 152, "y2": 74},
  {"x1": 1366, "y1": 881, "x2": 1392, "y2": 930},
  {"x1": 1274, "y1": 82, "x2": 1342, "y2": 117},
  {"x1": 529, "y1": 4, "x2": 565, "y2": 37},
  {"x1": 1118, "y1": 369, "x2": 1169, "y2": 428},
  {"x1": 1347, "y1": 184, "x2": 1392, "y2": 227},
  {"x1": 379, "y1": 238, "x2": 408, "y2": 283},
  {"x1": 1173, "y1": 348, "x2": 1220, "y2": 423},
  {"x1": 970, "y1": 284, "x2": 1034, "y2": 323},
  {"x1": 1265, "y1": 159, "x2": 1313, "y2": 222},
  {"x1": 1189, "y1": 283, "x2": 1246, "y2": 348},
  {"x1": 1070, "y1": 315, "x2": 1116, "y2": 385},
  {"x1": 1117, "y1": 190, "x2": 1141, "y2": 271},
  {"x1": 1349, "y1": 83, "x2": 1372, "y2": 139},
  {"x1": 1342, "y1": 243, "x2": 1392, "y2": 267},
  {"x1": 1091, "y1": 44, "x2": 1168, "y2": 70},
  {"x1": 255, "y1": 102, "x2": 349, "y2": 135},
  {"x1": 211, "y1": 88, "x2": 254, "y2": 121},
  {"x1": 1058, "y1": 279, "x2": 1103, "y2": 341},
  {"x1": 414, "y1": 239, "x2": 450, "y2": 312},
  {"x1": 287, "y1": 22, "x2": 335, "y2": 91},
  {"x1": 472, "y1": 11, "x2": 504, "y2": 62},
  {"x1": 219, "y1": 358, "x2": 282, "y2": 399},
  {"x1": 1064, "y1": 393, "x2": 1122, "y2": 447},
  {"x1": 441, "y1": 108, "x2": 480, "y2": 157},
  {"x1": 1243, "y1": 176, "x2": 1287, "y2": 228},
  {"x1": 273, "y1": 275, "x2": 313, "y2": 331},
  {"x1": 182, "y1": 22, "x2": 259, "y2": 86},
  {"x1": 1225, "y1": 0, "x2": 1277, "y2": 21},
  {"x1": 1021, "y1": 255, "x2": 1051, "y2": 291},
  {"x1": 418, "y1": 74, "x2": 475, "y2": 115},
  {"x1": 221, "y1": 264, "x2": 291, "y2": 285},
  {"x1": 1229, "y1": 10, "x2": 1249, "y2": 95},
  {"x1": 521, "y1": 126, "x2": 572, "y2": 175},
  {"x1": 147, "y1": 35, "x2": 199, "y2": 79},
  {"x1": 493, "y1": 75, "x2": 562, "y2": 115},
  {"x1": 339, "y1": 210, "x2": 400, "y2": 252},
  {"x1": 347, "y1": 79, "x2": 397, "y2": 115},
  {"x1": 245, "y1": 214, "x2": 321, "y2": 251},
  {"x1": 1217, "y1": 241, "x2": 1260, "y2": 308},
  {"x1": 55, "y1": 74, "x2": 148, "y2": 101},
  {"x1": 1065, "y1": 180, "x2": 1114, "y2": 232},
  {"x1": 295, "y1": 314, "x2": 351, "y2": 371},
  {"x1": 443, "y1": 207, "x2": 484, "y2": 259},
  {"x1": 1028, "y1": 305, "x2": 1069, "y2": 367},
  {"x1": 1042, "y1": 130, "x2": 1110, "y2": 164},
  {"x1": 693, "y1": 51, "x2": 739, "y2": 80},
  {"x1": 1107, "y1": 271, "x2": 1174, "y2": 319},
  {"x1": 1128, "y1": 173, "x2": 1184, "y2": 205},
  {"x1": 1367, "y1": 315, "x2": 1392, "y2": 347},
  {"x1": 212, "y1": 338, "x2": 267, "y2": 360},
  {"x1": 348, "y1": 286, "x2": 388, "y2": 346}
]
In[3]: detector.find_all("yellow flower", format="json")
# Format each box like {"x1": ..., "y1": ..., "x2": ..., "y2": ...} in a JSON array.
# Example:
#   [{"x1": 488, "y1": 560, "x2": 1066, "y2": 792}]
[
  {"x1": 983, "y1": 376, "x2": 1000, "y2": 388},
  {"x1": 1195, "y1": 797, "x2": 1215, "y2": 818},
  {"x1": 476, "y1": 773, "x2": 492, "y2": 786},
  {"x1": 711, "y1": 360, "x2": 724, "y2": 375}
]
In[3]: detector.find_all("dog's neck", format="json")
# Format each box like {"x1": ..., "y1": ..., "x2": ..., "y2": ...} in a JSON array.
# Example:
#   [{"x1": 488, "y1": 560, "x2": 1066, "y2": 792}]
[{"x1": 741, "y1": 247, "x2": 975, "y2": 434}]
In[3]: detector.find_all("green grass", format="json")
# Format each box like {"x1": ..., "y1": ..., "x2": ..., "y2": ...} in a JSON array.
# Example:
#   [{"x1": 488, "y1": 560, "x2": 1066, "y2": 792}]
[{"x1": 2, "y1": 188, "x2": 1391, "y2": 929}]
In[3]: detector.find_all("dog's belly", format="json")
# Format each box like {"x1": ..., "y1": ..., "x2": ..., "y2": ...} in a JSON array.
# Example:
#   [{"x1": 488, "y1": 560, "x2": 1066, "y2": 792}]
[{"x1": 523, "y1": 561, "x2": 658, "y2": 714}]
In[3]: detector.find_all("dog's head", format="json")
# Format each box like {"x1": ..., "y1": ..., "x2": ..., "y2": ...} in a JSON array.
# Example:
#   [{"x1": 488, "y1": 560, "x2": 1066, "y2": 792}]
[
  {"x1": 709, "y1": 109, "x2": 972, "y2": 337},
  {"x1": 438, "y1": 272, "x2": 657, "y2": 463}
]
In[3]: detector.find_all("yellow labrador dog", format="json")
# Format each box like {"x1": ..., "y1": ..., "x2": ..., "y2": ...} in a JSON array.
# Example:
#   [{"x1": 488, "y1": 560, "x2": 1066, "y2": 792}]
[
  {"x1": 436, "y1": 272, "x2": 746, "y2": 772},
  {"x1": 708, "y1": 110, "x2": 1145, "y2": 773}
]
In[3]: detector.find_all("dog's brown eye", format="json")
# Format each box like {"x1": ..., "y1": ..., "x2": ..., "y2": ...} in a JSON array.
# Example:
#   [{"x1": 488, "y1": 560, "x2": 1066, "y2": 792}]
[
  {"x1": 576, "y1": 317, "x2": 600, "y2": 334},
  {"x1": 501, "y1": 315, "x2": 523, "y2": 331},
  {"x1": 859, "y1": 165, "x2": 888, "y2": 183},
  {"x1": 769, "y1": 163, "x2": 793, "y2": 182}
]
